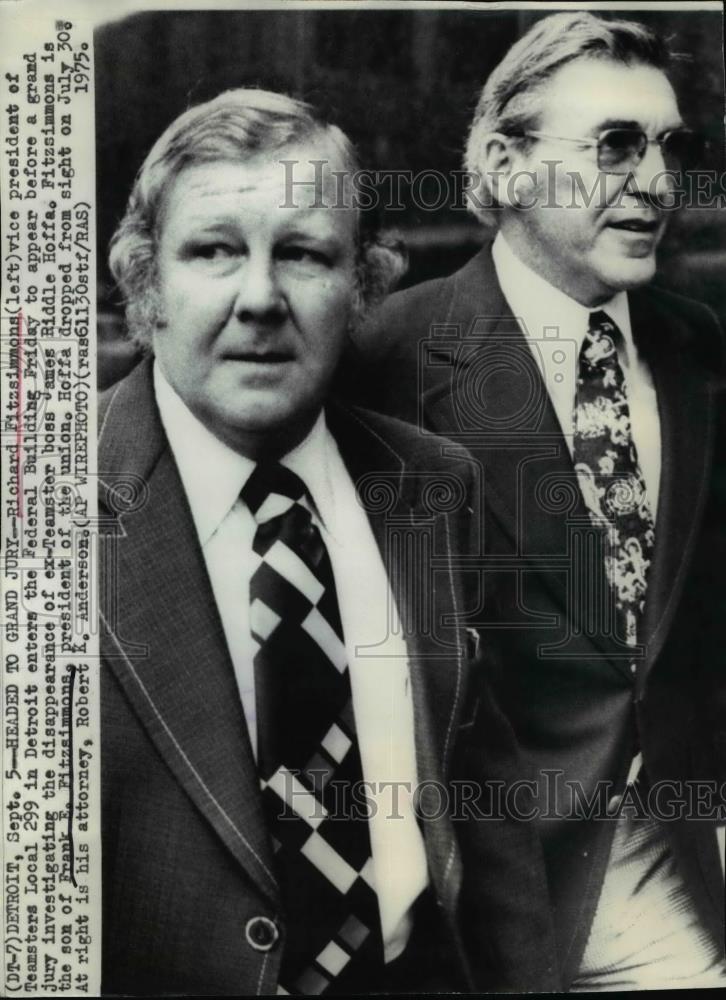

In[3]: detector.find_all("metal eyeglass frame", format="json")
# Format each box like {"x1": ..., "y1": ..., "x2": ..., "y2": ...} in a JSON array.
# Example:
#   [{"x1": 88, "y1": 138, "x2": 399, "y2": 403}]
[{"x1": 508, "y1": 127, "x2": 700, "y2": 173}]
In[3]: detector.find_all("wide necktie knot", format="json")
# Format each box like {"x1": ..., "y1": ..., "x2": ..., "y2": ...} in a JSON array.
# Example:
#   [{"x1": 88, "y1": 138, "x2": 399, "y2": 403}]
[
  {"x1": 241, "y1": 463, "x2": 324, "y2": 571},
  {"x1": 241, "y1": 462, "x2": 309, "y2": 525},
  {"x1": 581, "y1": 310, "x2": 623, "y2": 373}
]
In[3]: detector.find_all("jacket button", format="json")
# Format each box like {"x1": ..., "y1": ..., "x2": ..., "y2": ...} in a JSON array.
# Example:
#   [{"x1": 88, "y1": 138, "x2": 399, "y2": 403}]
[{"x1": 245, "y1": 916, "x2": 280, "y2": 952}]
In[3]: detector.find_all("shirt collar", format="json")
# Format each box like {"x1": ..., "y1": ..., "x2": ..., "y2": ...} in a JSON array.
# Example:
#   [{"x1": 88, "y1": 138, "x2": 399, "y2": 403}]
[
  {"x1": 153, "y1": 362, "x2": 335, "y2": 545},
  {"x1": 491, "y1": 231, "x2": 632, "y2": 356}
]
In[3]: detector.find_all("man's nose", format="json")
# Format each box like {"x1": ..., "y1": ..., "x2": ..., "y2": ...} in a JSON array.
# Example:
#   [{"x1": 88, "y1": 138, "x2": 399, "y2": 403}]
[{"x1": 233, "y1": 254, "x2": 287, "y2": 320}]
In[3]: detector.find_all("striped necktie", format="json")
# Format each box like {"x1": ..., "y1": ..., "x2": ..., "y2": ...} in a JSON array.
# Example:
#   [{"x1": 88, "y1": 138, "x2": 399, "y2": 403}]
[
  {"x1": 573, "y1": 311, "x2": 655, "y2": 649},
  {"x1": 241, "y1": 462, "x2": 384, "y2": 995}
]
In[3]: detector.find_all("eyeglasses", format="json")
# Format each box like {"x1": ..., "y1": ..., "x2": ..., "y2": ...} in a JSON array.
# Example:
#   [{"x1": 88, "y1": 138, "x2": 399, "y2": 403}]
[{"x1": 510, "y1": 128, "x2": 704, "y2": 174}]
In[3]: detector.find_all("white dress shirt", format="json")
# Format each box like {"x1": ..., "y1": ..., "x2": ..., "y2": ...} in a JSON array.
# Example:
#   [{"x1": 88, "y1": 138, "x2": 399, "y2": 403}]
[
  {"x1": 492, "y1": 232, "x2": 661, "y2": 518},
  {"x1": 153, "y1": 363, "x2": 428, "y2": 963}
]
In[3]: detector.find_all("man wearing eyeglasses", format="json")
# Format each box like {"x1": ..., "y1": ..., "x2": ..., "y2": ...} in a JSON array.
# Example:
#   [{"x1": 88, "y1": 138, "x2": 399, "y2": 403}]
[{"x1": 346, "y1": 10, "x2": 726, "y2": 992}]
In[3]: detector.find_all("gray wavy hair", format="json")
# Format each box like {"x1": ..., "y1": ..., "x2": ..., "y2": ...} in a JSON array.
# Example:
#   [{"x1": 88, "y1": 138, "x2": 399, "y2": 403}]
[
  {"x1": 464, "y1": 11, "x2": 672, "y2": 224},
  {"x1": 109, "y1": 88, "x2": 406, "y2": 348}
]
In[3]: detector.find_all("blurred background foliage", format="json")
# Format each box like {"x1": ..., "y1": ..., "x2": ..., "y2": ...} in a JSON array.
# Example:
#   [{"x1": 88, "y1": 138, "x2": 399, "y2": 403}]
[{"x1": 95, "y1": 7, "x2": 725, "y2": 385}]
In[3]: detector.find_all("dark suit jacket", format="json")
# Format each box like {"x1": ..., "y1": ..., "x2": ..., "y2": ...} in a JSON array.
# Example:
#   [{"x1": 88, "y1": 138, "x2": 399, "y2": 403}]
[
  {"x1": 340, "y1": 244, "x2": 726, "y2": 987},
  {"x1": 98, "y1": 358, "x2": 560, "y2": 995}
]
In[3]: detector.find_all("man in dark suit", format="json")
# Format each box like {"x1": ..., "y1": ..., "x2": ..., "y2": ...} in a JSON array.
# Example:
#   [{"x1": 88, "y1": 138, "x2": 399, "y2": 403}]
[
  {"x1": 98, "y1": 88, "x2": 558, "y2": 995},
  {"x1": 349, "y1": 11, "x2": 726, "y2": 992}
]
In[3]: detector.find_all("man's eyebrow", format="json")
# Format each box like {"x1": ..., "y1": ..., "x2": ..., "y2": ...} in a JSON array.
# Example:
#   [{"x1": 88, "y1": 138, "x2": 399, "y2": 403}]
[
  {"x1": 278, "y1": 227, "x2": 348, "y2": 252},
  {"x1": 592, "y1": 119, "x2": 642, "y2": 133},
  {"x1": 177, "y1": 217, "x2": 238, "y2": 231},
  {"x1": 196, "y1": 184, "x2": 258, "y2": 196},
  {"x1": 591, "y1": 117, "x2": 685, "y2": 134}
]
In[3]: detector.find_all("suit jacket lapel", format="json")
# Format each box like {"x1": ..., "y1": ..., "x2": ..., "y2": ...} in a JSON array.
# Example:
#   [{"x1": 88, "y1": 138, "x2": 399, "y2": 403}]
[
  {"x1": 99, "y1": 359, "x2": 279, "y2": 906},
  {"x1": 423, "y1": 246, "x2": 579, "y2": 543},
  {"x1": 420, "y1": 247, "x2": 628, "y2": 669},
  {"x1": 629, "y1": 290, "x2": 717, "y2": 675}
]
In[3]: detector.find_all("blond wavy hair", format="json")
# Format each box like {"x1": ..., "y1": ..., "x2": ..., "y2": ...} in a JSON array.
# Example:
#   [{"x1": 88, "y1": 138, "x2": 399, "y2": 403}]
[{"x1": 109, "y1": 88, "x2": 406, "y2": 349}]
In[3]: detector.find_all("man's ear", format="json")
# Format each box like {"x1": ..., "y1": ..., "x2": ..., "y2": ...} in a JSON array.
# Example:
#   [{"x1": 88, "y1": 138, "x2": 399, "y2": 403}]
[{"x1": 473, "y1": 132, "x2": 525, "y2": 209}]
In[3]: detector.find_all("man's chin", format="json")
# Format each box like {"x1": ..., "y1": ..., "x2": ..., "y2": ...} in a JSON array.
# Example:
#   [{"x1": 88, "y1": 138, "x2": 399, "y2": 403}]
[
  {"x1": 599, "y1": 255, "x2": 657, "y2": 294},
  {"x1": 208, "y1": 402, "x2": 322, "y2": 459}
]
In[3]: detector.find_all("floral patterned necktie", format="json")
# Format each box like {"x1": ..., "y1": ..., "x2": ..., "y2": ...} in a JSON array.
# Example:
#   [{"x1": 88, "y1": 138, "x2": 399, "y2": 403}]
[{"x1": 573, "y1": 311, "x2": 655, "y2": 649}]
